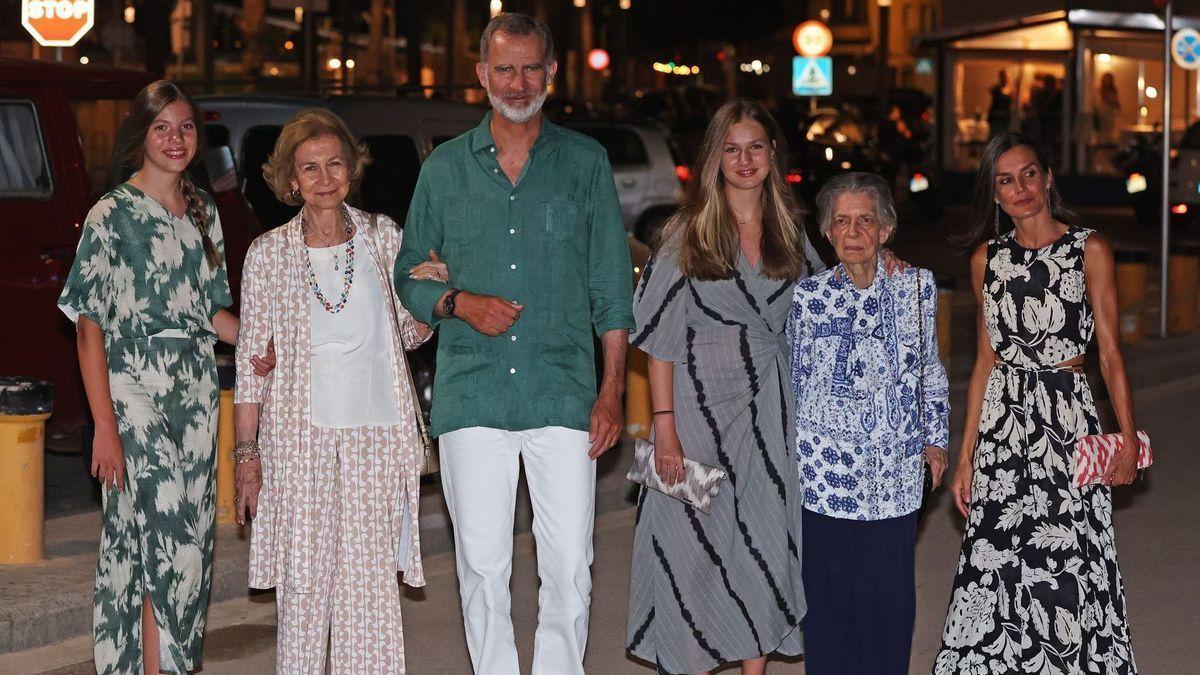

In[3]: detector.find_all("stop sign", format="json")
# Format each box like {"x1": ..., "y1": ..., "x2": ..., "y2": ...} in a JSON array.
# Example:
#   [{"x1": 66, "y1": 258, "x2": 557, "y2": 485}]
[{"x1": 21, "y1": 0, "x2": 95, "y2": 48}]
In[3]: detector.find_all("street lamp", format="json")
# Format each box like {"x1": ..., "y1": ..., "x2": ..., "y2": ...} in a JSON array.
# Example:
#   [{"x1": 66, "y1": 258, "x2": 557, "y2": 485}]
[{"x1": 620, "y1": 0, "x2": 631, "y2": 8}]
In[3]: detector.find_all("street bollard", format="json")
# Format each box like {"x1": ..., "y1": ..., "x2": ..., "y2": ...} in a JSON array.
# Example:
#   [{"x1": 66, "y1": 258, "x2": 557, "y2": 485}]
[
  {"x1": 0, "y1": 377, "x2": 53, "y2": 564},
  {"x1": 1168, "y1": 246, "x2": 1200, "y2": 335},
  {"x1": 625, "y1": 348, "x2": 651, "y2": 439},
  {"x1": 625, "y1": 236, "x2": 653, "y2": 439},
  {"x1": 1115, "y1": 250, "x2": 1150, "y2": 344},
  {"x1": 935, "y1": 277, "x2": 955, "y2": 367},
  {"x1": 214, "y1": 363, "x2": 237, "y2": 525}
]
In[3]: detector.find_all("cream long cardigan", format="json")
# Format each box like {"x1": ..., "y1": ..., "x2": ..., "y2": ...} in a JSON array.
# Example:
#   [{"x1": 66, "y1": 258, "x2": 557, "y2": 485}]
[{"x1": 235, "y1": 205, "x2": 428, "y2": 592}]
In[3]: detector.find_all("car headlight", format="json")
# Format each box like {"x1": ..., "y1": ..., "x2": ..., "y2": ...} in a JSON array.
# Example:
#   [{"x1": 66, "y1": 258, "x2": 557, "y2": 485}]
[{"x1": 1126, "y1": 172, "x2": 1148, "y2": 194}]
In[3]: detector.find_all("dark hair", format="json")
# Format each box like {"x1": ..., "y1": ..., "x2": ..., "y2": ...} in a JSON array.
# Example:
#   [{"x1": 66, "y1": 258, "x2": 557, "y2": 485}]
[
  {"x1": 109, "y1": 80, "x2": 219, "y2": 268},
  {"x1": 480, "y1": 13, "x2": 554, "y2": 67},
  {"x1": 962, "y1": 132, "x2": 1077, "y2": 248}
]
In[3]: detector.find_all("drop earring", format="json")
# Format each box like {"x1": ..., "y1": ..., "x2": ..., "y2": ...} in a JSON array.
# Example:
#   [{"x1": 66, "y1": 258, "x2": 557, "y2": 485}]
[{"x1": 994, "y1": 203, "x2": 1000, "y2": 237}]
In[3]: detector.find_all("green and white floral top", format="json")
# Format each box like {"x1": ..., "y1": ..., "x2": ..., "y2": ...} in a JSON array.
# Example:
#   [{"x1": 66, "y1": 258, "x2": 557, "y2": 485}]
[{"x1": 58, "y1": 183, "x2": 232, "y2": 342}]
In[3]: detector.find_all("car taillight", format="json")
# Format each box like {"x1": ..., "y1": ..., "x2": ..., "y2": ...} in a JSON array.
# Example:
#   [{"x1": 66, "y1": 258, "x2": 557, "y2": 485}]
[
  {"x1": 1171, "y1": 203, "x2": 1188, "y2": 214},
  {"x1": 205, "y1": 110, "x2": 221, "y2": 122},
  {"x1": 675, "y1": 165, "x2": 692, "y2": 183},
  {"x1": 785, "y1": 171, "x2": 803, "y2": 184}
]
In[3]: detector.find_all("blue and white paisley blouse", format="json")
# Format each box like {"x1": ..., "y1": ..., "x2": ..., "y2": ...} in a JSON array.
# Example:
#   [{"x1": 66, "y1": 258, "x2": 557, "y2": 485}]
[{"x1": 788, "y1": 260, "x2": 950, "y2": 521}]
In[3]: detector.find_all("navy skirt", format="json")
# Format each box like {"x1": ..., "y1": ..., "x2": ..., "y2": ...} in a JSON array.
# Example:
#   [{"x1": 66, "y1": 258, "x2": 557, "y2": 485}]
[{"x1": 801, "y1": 508, "x2": 918, "y2": 675}]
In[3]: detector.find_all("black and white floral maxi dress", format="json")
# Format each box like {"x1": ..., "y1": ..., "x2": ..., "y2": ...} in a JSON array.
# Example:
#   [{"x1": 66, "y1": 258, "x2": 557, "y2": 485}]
[{"x1": 935, "y1": 227, "x2": 1136, "y2": 674}]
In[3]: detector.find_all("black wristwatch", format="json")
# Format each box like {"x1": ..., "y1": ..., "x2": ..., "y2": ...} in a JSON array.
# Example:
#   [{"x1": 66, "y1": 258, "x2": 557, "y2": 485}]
[{"x1": 442, "y1": 289, "x2": 463, "y2": 317}]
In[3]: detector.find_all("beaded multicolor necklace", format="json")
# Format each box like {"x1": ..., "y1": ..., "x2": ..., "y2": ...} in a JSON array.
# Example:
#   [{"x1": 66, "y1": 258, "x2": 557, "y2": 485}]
[{"x1": 301, "y1": 207, "x2": 356, "y2": 314}]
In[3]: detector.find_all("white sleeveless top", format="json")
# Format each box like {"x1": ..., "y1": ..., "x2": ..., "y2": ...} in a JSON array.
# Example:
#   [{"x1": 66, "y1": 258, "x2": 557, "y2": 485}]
[{"x1": 307, "y1": 230, "x2": 401, "y2": 428}]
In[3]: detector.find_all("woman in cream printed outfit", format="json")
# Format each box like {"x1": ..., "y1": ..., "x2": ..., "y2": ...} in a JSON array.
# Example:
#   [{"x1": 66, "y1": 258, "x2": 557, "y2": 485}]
[{"x1": 233, "y1": 108, "x2": 442, "y2": 673}]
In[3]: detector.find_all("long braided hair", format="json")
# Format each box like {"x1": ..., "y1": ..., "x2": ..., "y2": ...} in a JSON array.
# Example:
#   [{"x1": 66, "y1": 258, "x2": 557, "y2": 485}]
[{"x1": 109, "y1": 80, "x2": 220, "y2": 268}]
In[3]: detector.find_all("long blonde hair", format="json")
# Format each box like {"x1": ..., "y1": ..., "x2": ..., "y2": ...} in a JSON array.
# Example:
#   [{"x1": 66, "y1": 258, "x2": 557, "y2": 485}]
[{"x1": 669, "y1": 98, "x2": 807, "y2": 281}]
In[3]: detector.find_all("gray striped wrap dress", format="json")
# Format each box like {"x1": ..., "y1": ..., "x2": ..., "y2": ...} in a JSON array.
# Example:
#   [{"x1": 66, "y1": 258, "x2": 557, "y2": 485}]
[{"x1": 627, "y1": 236, "x2": 819, "y2": 674}]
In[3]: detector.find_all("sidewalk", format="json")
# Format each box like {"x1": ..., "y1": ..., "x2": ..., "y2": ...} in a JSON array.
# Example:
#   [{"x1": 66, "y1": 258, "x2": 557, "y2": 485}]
[
  {"x1": 2, "y1": 328, "x2": 1198, "y2": 663},
  {"x1": 3, "y1": 371, "x2": 1199, "y2": 673}
]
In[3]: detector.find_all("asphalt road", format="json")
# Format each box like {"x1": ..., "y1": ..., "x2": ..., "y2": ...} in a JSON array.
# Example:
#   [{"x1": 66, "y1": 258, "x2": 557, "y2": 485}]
[{"x1": 6, "y1": 373, "x2": 1197, "y2": 674}]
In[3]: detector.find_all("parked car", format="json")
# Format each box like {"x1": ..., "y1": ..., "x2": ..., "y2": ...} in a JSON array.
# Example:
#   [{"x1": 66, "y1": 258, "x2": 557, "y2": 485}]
[
  {"x1": 196, "y1": 94, "x2": 485, "y2": 230},
  {"x1": 563, "y1": 121, "x2": 687, "y2": 244},
  {"x1": 0, "y1": 58, "x2": 259, "y2": 430}
]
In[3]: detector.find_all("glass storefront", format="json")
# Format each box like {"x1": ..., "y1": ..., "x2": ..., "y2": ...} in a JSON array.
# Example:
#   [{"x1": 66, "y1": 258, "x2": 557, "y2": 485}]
[{"x1": 927, "y1": 12, "x2": 1200, "y2": 176}]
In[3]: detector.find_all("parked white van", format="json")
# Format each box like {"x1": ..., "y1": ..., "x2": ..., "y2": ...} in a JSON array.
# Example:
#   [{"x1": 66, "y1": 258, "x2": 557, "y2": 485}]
[{"x1": 196, "y1": 94, "x2": 485, "y2": 229}]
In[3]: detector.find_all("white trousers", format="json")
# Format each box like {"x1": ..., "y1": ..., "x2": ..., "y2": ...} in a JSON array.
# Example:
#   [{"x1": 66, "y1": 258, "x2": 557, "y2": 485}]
[{"x1": 439, "y1": 425, "x2": 596, "y2": 675}]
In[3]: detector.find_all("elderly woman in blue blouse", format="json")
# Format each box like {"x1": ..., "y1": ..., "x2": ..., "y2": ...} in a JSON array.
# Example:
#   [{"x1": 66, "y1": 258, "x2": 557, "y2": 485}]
[{"x1": 788, "y1": 172, "x2": 950, "y2": 675}]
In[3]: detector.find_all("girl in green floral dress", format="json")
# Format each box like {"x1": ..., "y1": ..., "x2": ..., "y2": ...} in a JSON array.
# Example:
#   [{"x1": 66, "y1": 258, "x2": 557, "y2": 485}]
[{"x1": 58, "y1": 81, "x2": 239, "y2": 675}]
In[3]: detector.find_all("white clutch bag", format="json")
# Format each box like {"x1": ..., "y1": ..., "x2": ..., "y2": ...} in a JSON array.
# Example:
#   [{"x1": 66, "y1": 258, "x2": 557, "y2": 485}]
[{"x1": 626, "y1": 439, "x2": 728, "y2": 514}]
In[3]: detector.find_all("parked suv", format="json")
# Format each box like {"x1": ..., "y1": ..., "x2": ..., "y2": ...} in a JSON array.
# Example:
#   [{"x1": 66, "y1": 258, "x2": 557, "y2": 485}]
[
  {"x1": 564, "y1": 121, "x2": 687, "y2": 243},
  {"x1": 0, "y1": 58, "x2": 259, "y2": 429}
]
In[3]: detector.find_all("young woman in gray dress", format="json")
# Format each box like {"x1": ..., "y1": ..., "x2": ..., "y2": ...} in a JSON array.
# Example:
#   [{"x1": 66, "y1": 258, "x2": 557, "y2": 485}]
[{"x1": 626, "y1": 98, "x2": 822, "y2": 674}]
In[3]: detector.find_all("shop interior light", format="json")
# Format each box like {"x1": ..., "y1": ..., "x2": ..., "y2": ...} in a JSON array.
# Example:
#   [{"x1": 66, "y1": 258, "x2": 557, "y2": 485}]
[
  {"x1": 620, "y1": 0, "x2": 632, "y2": 8},
  {"x1": 1172, "y1": 203, "x2": 1188, "y2": 215},
  {"x1": 79, "y1": 56, "x2": 89, "y2": 65},
  {"x1": 825, "y1": 147, "x2": 834, "y2": 161},
  {"x1": 1097, "y1": 53, "x2": 1112, "y2": 63},
  {"x1": 848, "y1": 65, "x2": 858, "y2": 75},
  {"x1": 490, "y1": 0, "x2": 502, "y2": 18},
  {"x1": 328, "y1": 58, "x2": 342, "y2": 70},
  {"x1": 124, "y1": 4, "x2": 135, "y2": 23},
  {"x1": 345, "y1": 59, "x2": 356, "y2": 69},
  {"x1": 1146, "y1": 86, "x2": 1159, "y2": 99}
]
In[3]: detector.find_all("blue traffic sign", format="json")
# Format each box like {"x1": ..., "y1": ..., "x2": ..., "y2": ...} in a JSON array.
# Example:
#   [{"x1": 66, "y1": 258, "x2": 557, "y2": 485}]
[
  {"x1": 1172, "y1": 28, "x2": 1200, "y2": 70},
  {"x1": 793, "y1": 56, "x2": 833, "y2": 96}
]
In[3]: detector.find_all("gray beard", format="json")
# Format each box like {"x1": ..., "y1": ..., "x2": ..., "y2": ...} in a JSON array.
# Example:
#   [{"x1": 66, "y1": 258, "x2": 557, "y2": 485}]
[{"x1": 488, "y1": 88, "x2": 548, "y2": 124}]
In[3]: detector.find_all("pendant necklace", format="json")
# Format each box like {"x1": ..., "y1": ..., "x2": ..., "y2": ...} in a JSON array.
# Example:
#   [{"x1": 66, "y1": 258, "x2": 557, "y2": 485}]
[{"x1": 301, "y1": 209, "x2": 356, "y2": 314}]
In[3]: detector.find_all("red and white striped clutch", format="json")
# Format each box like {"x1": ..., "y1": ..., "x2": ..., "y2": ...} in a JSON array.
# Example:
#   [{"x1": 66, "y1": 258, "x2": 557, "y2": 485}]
[{"x1": 1072, "y1": 431, "x2": 1153, "y2": 487}]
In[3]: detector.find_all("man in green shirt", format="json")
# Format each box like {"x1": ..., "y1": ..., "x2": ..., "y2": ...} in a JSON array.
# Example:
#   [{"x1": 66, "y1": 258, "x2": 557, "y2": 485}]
[{"x1": 394, "y1": 13, "x2": 633, "y2": 674}]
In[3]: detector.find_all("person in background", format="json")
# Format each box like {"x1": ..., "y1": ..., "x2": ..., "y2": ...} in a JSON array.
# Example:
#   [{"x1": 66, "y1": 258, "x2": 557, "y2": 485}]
[
  {"x1": 988, "y1": 70, "x2": 1013, "y2": 138},
  {"x1": 58, "y1": 79, "x2": 239, "y2": 675},
  {"x1": 627, "y1": 98, "x2": 823, "y2": 675},
  {"x1": 935, "y1": 133, "x2": 1139, "y2": 673},
  {"x1": 232, "y1": 108, "x2": 441, "y2": 673},
  {"x1": 788, "y1": 172, "x2": 949, "y2": 674}
]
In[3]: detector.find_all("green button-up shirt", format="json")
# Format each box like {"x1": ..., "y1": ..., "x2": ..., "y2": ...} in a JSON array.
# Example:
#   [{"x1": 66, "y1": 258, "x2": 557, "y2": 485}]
[{"x1": 395, "y1": 113, "x2": 634, "y2": 437}]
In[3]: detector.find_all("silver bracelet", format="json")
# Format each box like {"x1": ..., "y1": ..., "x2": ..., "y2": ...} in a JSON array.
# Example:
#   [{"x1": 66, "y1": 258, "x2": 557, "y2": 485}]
[{"x1": 233, "y1": 440, "x2": 261, "y2": 465}]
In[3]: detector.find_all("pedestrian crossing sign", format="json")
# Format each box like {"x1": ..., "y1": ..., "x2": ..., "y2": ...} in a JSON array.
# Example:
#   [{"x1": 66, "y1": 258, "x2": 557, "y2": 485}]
[{"x1": 793, "y1": 56, "x2": 833, "y2": 96}]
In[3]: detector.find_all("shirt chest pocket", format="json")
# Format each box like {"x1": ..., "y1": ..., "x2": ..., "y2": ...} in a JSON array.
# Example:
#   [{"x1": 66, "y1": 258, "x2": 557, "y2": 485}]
[
  {"x1": 442, "y1": 198, "x2": 484, "y2": 251},
  {"x1": 542, "y1": 198, "x2": 583, "y2": 246}
]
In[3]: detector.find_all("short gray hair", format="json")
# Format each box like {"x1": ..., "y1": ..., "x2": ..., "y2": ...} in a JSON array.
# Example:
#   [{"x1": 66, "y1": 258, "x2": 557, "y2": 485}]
[
  {"x1": 480, "y1": 13, "x2": 554, "y2": 67},
  {"x1": 815, "y1": 172, "x2": 898, "y2": 238}
]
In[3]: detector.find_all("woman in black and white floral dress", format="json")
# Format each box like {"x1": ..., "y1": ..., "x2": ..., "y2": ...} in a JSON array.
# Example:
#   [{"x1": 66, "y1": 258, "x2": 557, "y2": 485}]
[{"x1": 935, "y1": 133, "x2": 1140, "y2": 674}]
